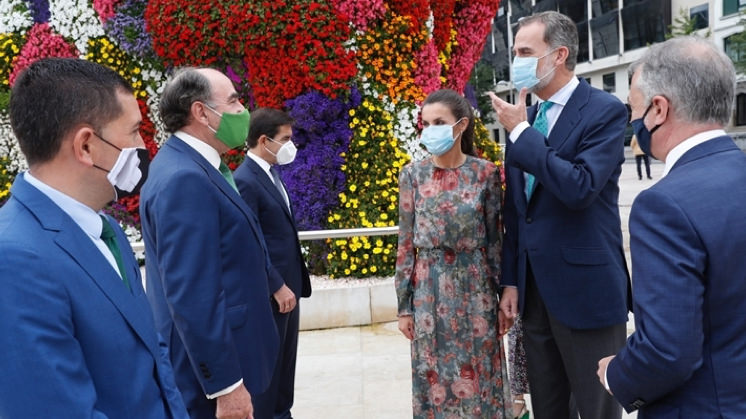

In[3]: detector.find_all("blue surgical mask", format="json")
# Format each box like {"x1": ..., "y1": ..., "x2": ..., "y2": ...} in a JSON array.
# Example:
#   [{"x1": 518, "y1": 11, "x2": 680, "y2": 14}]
[
  {"x1": 420, "y1": 118, "x2": 465, "y2": 156},
  {"x1": 630, "y1": 104, "x2": 661, "y2": 158},
  {"x1": 512, "y1": 49, "x2": 558, "y2": 91}
]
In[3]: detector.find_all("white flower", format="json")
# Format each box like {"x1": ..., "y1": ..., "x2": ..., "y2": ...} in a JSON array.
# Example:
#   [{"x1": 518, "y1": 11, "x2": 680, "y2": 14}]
[
  {"x1": 0, "y1": 112, "x2": 29, "y2": 174},
  {"x1": 0, "y1": 1, "x2": 33, "y2": 34},
  {"x1": 48, "y1": 0, "x2": 105, "y2": 54}
]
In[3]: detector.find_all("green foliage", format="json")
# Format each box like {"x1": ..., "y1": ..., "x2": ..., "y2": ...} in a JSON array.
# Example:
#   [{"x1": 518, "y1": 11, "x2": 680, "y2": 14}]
[
  {"x1": 468, "y1": 61, "x2": 497, "y2": 125},
  {"x1": 728, "y1": 14, "x2": 746, "y2": 74},
  {"x1": 666, "y1": 7, "x2": 711, "y2": 39}
]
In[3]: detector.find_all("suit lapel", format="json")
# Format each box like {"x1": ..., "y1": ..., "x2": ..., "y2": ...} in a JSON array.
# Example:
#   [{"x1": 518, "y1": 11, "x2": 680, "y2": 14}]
[
  {"x1": 168, "y1": 137, "x2": 271, "y2": 257},
  {"x1": 247, "y1": 158, "x2": 293, "y2": 220},
  {"x1": 13, "y1": 177, "x2": 160, "y2": 361},
  {"x1": 545, "y1": 77, "x2": 588, "y2": 151}
]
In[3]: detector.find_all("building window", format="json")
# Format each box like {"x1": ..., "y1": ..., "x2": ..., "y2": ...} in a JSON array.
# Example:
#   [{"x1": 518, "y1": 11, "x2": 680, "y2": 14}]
[
  {"x1": 621, "y1": 0, "x2": 671, "y2": 52},
  {"x1": 690, "y1": 4, "x2": 708, "y2": 30},
  {"x1": 591, "y1": 10, "x2": 620, "y2": 59},
  {"x1": 603, "y1": 73, "x2": 616, "y2": 93},
  {"x1": 724, "y1": 33, "x2": 746, "y2": 66},
  {"x1": 724, "y1": 0, "x2": 746, "y2": 16},
  {"x1": 592, "y1": 0, "x2": 618, "y2": 18},
  {"x1": 736, "y1": 94, "x2": 746, "y2": 126}
]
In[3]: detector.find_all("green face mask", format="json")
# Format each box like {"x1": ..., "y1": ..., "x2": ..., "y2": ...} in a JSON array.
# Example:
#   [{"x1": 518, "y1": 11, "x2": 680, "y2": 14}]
[{"x1": 206, "y1": 104, "x2": 250, "y2": 149}]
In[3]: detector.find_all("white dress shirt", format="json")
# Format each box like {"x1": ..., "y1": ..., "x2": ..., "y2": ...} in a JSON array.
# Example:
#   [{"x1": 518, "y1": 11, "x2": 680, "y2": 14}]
[
  {"x1": 246, "y1": 150, "x2": 290, "y2": 209},
  {"x1": 662, "y1": 129, "x2": 726, "y2": 177}
]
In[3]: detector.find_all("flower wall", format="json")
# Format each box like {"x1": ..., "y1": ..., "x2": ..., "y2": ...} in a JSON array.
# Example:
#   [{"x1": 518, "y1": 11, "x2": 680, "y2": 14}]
[{"x1": 0, "y1": 0, "x2": 502, "y2": 278}]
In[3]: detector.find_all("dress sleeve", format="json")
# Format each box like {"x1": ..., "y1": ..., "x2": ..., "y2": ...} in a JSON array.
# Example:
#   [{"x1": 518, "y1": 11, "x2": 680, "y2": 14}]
[
  {"x1": 485, "y1": 164, "x2": 504, "y2": 287},
  {"x1": 395, "y1": 164, "x2": 416, "y2": 316}
]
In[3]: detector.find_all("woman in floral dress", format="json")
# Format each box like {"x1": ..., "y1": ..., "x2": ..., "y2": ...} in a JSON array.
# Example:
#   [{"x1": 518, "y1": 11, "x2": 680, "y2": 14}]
[{"x1": 395, "y1": 89, "x2": 512, "y2": 418}]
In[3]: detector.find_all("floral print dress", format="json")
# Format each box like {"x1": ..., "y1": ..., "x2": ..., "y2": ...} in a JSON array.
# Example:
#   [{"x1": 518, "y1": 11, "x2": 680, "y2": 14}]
[{"x1": 395, "y1": 156, "x2": 511, "y2": 418}]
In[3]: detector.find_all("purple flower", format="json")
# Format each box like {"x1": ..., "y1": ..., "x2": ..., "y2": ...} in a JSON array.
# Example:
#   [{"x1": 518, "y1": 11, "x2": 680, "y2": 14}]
[
  {"x1": 279, "y1": 87, "x2": 360, "y2": 231},
  {"x1": 104, "y1": 0, "x2": 157, "y2": 62},
  {"x1": 26, "y1": 0, "x2": 50, "y2": 24}
]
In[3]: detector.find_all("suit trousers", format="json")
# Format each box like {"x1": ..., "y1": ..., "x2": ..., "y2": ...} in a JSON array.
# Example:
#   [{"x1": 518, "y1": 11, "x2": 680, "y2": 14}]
[
  {"x1": 253, "y1": 302, "x2": 300, "y2": 419},
  {"x1": 523, "y1": 261, "x2": 626, "y2": 419}
]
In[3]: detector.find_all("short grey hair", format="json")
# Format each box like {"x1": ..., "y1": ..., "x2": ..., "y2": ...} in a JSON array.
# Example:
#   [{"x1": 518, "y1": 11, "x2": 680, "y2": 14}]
[
  {"x1": 518, "y1": 11, "x2": 579, "y2": 71},
  {"x1": 159, "y1": 67, "x2": 213, "y2": 133},
  {"x1": 630, "y1": 36, "x2": 735, "y2": 126}
]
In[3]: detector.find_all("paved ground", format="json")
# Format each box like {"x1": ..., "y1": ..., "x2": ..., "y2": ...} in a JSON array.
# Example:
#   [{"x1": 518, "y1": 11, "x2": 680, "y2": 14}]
[{"x1": 292, "y1": 150, "x2": 664, "y2": 418}]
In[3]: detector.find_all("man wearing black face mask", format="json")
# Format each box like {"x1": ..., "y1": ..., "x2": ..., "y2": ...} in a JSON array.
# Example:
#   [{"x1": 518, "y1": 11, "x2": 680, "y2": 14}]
[
  {"x1": 597, "y1": 37, "x2": 746, "y2": 417},
  {"x1": 0, "y1": 58, "x2": 187, "y2": 418}
]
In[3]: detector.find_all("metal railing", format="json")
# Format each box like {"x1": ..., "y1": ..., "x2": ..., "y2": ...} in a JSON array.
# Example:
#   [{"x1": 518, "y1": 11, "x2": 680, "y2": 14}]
[{"x1": 130, "y1": 226, "x2": 399, "y2": 254}]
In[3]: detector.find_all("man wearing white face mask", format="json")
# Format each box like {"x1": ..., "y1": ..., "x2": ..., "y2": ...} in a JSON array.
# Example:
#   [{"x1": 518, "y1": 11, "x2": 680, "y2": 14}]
[
  {"x1": 234, "y1": 108, "x2": 311, "y2": 419},
  {"x1": 488, "y1": 11, "x2": 631, "y2": 419}
]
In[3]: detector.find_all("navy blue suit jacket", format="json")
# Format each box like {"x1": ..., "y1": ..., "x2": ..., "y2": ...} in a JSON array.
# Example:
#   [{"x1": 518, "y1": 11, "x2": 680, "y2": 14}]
[
  {"x1": 607, "y1": 136, "x2": 746, "y2": 417},
  {"x1": 0, "y1": 175, "x2": 187, "y2": 418},
  {"x1": 140, "y1": 136, "x2": 279, "y2": 414},
  {"x1": 233, "y1": 157, "x2": 311, "y2": 299},
  {"x1": 502, "y1": 78, "x2": 630, "y2": 329}
]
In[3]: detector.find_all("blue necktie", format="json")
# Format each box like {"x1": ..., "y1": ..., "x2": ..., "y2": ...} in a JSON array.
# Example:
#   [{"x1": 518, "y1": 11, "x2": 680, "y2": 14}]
[
  {"x1": 526, "y1": 101, "x2": 554, "y2": 200},
  {"x1": 100, "y1": 215, "x2": 131, "y2": 292}
]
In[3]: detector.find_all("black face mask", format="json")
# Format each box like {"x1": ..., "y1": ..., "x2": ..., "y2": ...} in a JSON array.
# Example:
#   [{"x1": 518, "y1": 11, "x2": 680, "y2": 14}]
[{"x1": 91, "y1": 133, "x2": 151, "y2": 200}]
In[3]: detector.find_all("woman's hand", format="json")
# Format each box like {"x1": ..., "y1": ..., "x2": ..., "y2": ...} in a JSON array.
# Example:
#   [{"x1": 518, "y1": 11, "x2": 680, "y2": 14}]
[
  {"x1": 498, "y1": 310, "x2": 514, "y2": 338},
  {"x1": 398, "y1": 315, "x2": 414, "y2": 340}
]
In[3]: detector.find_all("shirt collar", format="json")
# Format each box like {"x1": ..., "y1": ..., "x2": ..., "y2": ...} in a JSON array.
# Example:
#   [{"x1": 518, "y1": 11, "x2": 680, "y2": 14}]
[
  {"x1": 246, "y1": 150, "x2": 273, "y2": 179},
  {"x1": 174, "y1": 130, "x2": 221, "y2": 170},
  {"x1": 662, "y1": 129, "x2": 726, "y2": 177},
  {"x1": 23, "y1": 171, "x2": 105, "y2": 238},
  {"x1": 542, "y1": 76, "x2": 579, "y2": 107}
]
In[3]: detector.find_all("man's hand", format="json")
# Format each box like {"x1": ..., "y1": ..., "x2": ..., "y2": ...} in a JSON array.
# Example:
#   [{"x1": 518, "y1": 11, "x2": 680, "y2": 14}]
[
  {"x1": 597, "y1": 355, "x2": 615, "y2": 395},
  {"x1": 216, "y1": 384, "x2": 253, "y2": 419},
  {"x1": 273, "y1": 284, "x2": 296, "y2": 314},
  {"x1": 398, "y1": 315, "x2": 414, "y2": 340},
  {"x1": 499, "y1": 287, "x2": 519, "y2": 319},
  {"x1": 487, "y1": 88, "x2": 529, "y2": 132}
]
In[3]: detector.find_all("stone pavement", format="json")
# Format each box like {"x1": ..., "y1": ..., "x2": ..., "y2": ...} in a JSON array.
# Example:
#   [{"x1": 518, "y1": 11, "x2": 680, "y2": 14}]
[{"x1": 292, "y1": 151, "x2": 664, "y2": 418}]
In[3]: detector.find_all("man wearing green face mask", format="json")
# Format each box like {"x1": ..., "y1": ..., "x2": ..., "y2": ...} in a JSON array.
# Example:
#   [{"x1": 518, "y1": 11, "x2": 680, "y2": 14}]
[{"x1": 140, "y1": 67, "x2": 280, "y2": 419}]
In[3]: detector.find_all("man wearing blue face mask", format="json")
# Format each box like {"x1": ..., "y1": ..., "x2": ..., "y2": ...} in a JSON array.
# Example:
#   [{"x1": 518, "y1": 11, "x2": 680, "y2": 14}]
[
  {"x1": 488, "y1": 11, "x2": 630, "y2": 419},
  {"x1": 140, "y1": 68, "x2": 280, "y2": 419},
  {"x1": 597, "y1": 37, "x2": 746, "y2": 418}
]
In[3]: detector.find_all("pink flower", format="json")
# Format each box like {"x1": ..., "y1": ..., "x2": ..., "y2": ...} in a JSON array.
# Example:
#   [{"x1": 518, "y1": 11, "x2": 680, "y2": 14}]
[
  {"x1": 472, "y1": 315, "x2": 488, "y2": 337},
  {"x1": 438, "y1": 273, "x2": 455, "y2": 298},
  {"x1": 429, "y1": 383, "x2": 447, "y2": 406},
  {"x1": 416, "y1": 312, "x2": 435, "y2": 335},
  {"x1": 451, "y1": 378, "x2": 476, "y2": 399},
  {"x1": 9, "y1": 23, "x2": 79, "y2": 87},
  {"x1": 419, "y1": 179, "x2": 438, "y2": 198}
]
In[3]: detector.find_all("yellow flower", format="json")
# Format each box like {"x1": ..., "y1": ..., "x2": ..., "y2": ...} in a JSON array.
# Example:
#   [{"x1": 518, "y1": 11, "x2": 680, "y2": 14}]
[{"x1": 370, "y1": 266, "x2": 377, "y2": 273}]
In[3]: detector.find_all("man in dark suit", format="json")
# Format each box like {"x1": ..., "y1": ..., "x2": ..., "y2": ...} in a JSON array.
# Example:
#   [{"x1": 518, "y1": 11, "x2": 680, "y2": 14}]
[
  {"x1": 597, "y1": 37, "x2": 746, "y2": 418},
  {"x1": 0, "y1": 58, "x2": 187, "y2": 418},
  {"x1": 234, "y1": 108, "x2": 312, "y2": 419},
  {"x1": 488, "y1": 11, "x2": 629, "y2": 419},
  {"x1": 140, "y1": 68, "x2": 279, "y2": 419}
]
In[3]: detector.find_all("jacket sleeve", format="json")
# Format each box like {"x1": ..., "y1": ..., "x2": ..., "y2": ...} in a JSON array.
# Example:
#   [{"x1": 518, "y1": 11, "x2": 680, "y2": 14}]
[
  {"x1": 607, "y1": 189, "x2": 706, "y2": 411},
  {"x1": 395, "y1": 164, "x2": 416, "y2": 316}
]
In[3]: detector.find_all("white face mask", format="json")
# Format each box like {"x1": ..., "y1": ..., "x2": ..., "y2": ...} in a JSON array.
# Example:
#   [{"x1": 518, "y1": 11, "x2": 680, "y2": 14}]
[
  {"x1": 91, "y1": 133, "x2": 150, "y2": 200},
  {"x1": 265, "y1": 137, "x2": 297, "y2": 165}
]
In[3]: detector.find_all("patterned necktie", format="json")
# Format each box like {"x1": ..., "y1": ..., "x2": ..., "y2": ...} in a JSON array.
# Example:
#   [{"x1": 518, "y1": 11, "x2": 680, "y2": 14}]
[
  {"x1": 100, "y1": 215, "x2": 131, "y2": 292},
  {"x1": 269, "y1": 166, "x2": 289, "y2": 209},
  {"x1": 219, "y1": 161, "x2": 239, "y2": 192},
  {"x1": 526, "y1": 100, "x2": 555, "y2": 200}
]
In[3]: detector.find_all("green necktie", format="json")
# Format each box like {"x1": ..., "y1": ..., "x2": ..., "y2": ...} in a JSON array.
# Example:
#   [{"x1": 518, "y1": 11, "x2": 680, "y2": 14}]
[
  {"x1": 100, "y1": 215, "x2": 131, "y2": 292},
  {"x1": 526, "y1": 100, "x2": 555, "y2": 200},
  {"x1": 219, "y1": 161, "x2": 239, "y2": 192}
]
